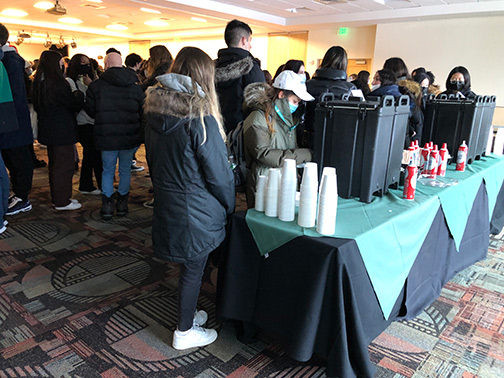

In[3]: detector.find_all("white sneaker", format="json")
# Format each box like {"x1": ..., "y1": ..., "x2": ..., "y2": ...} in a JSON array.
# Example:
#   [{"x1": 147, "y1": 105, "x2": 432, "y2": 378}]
[
  {"x1": 55, "y1": 201, "x2": 82, "y2": 211},
  {"x1": 172, "y1": 326, "x2": 217, "y2": 350},
  {"x1": 194, "y1": 310, "x2": 208, "y2": 326},
  {"x1": 79, "y1": 189, "x2": 101, "y2": 195},
  {"x1": 0, "y1": 225, "x2": 6, "y2": 234}
]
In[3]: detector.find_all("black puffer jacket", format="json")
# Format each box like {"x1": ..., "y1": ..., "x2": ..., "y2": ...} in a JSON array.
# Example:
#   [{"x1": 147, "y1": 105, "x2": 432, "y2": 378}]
[
  {"x1": 85, "y1": 67, "x2": 144, "y2": 150},
  {"x1": 215, "y1": 47, "x2": 264, "y2": 133},
  {"x1": 140, "y1": 62, "x2": 171, "y2": 91},
  {"x1": 33, "y1": 77, "x2": 83, "y2": 146},
  {"x1": 303, "y1": 68, "x2": 356, "y2": 147},
  {"x1": 144, "y1": 73, "x2": 235, "y2": 263}
]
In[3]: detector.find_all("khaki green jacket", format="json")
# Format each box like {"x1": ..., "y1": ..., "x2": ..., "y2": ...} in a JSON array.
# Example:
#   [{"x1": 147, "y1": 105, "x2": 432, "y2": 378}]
[{"x1": 243, "y1": 83, "x2": 312, "y2": 207}]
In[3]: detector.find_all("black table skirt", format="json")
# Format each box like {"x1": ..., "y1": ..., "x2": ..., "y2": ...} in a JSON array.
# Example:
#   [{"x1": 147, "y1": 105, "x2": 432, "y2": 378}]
[{"x1": 217, "y1": 182, "x2": 503, "y2": 378}]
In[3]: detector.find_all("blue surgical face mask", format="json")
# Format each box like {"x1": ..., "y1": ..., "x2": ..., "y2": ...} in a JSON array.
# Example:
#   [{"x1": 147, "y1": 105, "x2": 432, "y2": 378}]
[{"x1": 289, "y1": 102, "x2": 299, "y2": 114}]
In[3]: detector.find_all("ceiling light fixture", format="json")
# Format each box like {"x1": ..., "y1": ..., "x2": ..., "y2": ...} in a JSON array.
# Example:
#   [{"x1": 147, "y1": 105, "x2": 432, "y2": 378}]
[
  {"x1": 58, "y1": 17, "x2": 83, "y2": 24},
  {"x1": 140, "y1": 7, "x2": 161, "y2": 14},
  {"x1": 85, "y1": 0, "x2": 103, "y2": 3},
  {"x1": 1, "y1": 8, "x2": 29, "y2": 17},
  {"x1": 106, "y1": 24, "x2": 129, "y2": 31},
  {"x1": 144, "y1": 20, "x2": 169, "y2": 27},
  {"x1": 191, "y1": 17, "x2": 207, "y2": 22},
  {"x1": 18, "y1": 30, "x2": 31, "y2": 38},
  {"x1": 57, "y1": 35, "x2": 65, "y2": 49},
  {"x1": 15, "y1": 36, "x2": 23, "y2": 45},
  {"x1": 44, "y1": 33, "x2": 52, "y2": 48},
  {"x1": 70, "y1": 38, "x2": 77, "y2": 48},
  {"x1": 34, "y1": 2, "x2": 55, "y2": 10}
]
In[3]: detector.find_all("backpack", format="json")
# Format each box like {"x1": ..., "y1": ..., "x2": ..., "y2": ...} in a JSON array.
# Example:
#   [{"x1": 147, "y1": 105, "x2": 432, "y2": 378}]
[{"x1": 226, "y1": 121, "x2": 248, "y2": 193}]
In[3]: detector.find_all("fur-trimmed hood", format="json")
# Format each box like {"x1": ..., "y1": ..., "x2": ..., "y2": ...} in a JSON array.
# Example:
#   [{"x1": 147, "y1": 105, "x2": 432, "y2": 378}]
[
  {"x1": 399, "y1": 79, "x2": 422, "y2": 99},
  {"x1": 243, "y1": 82, "x2": 272, "y2": 113},
  {"x1": 215, "y1": 48, "x2": 256, "y2": 83},
  {"x1": 144, "y1": 73, "x2": 210, "y2": 119}
]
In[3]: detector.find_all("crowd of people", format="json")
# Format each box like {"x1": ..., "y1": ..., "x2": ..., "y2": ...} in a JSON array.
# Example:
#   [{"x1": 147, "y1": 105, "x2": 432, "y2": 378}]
[{"x1": 0, "y1": 18, "x2": 477, "y2": 350}]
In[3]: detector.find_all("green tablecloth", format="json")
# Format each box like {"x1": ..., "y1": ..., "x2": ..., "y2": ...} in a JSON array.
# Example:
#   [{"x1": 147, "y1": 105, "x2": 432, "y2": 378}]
[{"x1": 245, "y1": 154, "x2": 504, "y2": 320}]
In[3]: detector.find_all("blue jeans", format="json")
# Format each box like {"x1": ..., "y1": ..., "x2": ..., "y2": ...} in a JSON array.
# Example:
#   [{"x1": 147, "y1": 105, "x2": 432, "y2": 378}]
[
  {"x1": 0, "y1": 153, "x2": 9, "y2": 221},
  {"x1": 101, "y1": 149, "x2": 136, "y2": 198}
]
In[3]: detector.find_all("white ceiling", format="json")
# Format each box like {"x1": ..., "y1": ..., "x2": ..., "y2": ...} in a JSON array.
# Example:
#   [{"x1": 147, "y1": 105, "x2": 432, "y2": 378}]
[{"x1": 1, "y1": 0, "x2": 504, "y2": 42}]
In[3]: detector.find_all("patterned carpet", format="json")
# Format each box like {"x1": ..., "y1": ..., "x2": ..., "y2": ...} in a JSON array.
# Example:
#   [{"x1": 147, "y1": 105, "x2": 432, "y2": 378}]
[{"x1": 0, "y1": 145, "x2": 502, "y2": 377}]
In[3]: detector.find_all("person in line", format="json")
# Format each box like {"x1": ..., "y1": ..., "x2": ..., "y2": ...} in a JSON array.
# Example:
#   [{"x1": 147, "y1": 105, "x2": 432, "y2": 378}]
[
  {"x1": 215, "y1": 19, "x2": 265, "y2": 133},
  {"x1": 283, "y1": 60, "x2": 306, "y2": 77},
  {"x1": 85, "y1": 52, "x2": 144, "y2": 219},
  {"x1": 144, "y1": 46, "x2": 235, "y2": 350},
  {"x1": 32, "y1": 50, "x2": 84, "y2": 211},
  {"x1": 125, "y1": 52, "x2": 146, "y2": 172},
  {"x1": 367, "y1": 69, "x2": 401, "y2": 97},
  {"x1": 0, "y1": 23, "x2": 35, "y2": 216},
  {"x1": 66, "y1": 54, "x2": 102, "y2": 195},
  {"x1": 243, "y1": 70, "x2": 313, "y2": 208},
  {"x1": 140, "y1": 45, "x2": 173, "y2": 91},
  {"x1": 383, "y1": 57, "x2": 424, "y2": 145},
  {"x1": 351, "y1": 70, "x2": 371, "y2": 96},
  {"x1": 441, "y1": 66, "x2": 476, "y2": 99},
  {"x1": 303, "y1": 46, "x2": 355, "y2": 148},
  {"x1": 0, "y1": 48, "x2": 16, "y2": 232}
]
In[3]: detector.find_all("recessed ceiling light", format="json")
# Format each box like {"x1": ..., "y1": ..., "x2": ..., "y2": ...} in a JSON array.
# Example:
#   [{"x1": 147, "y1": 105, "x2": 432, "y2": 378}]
[
  {"x1": 33, "y1": 1, "x2": 54, "y2": 10},
  {"x1": 144, "y1": 20, "x2": 169, "y2": 27},
  {"x1": 1, "y1": 8, "x2": 29, "y2": 17},
  {"x1": 85, "y1": 0, "x2": 103, "y2": 3},
  {"x1": 191, "y1": 17, "x2": 207, "y2": 22},
  {"x1": 106, "y1": 24, "x2": 129, "y2": 31},
  {"x1": 140, "y1": 7, "x2": 161, "y2": 14},
  {"x1": 58, "y1": 17, "x2": 83, "y2": 24}
]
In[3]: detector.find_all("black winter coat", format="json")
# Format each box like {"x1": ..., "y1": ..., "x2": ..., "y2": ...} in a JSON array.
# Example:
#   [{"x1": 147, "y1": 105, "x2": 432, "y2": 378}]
[
  {"x1": 140, "y1": 62, "x2": 171, "y2": 92},
  {"x1": 302, "y1": 68, "x2": 355, "y2": 148},
  {"x1": 215, "y1": 47, "x2": 265, "y2": 133},
  {"x1": 33, "y1": 77, "x2": 83, "y2": 146},
  {"x1": 0, "y1": 49, "x2": 33, "y2": 149},
  {"x1": 85, "y1": 67, "x2": 144, "y2": 151},
  {"x1": 144, "y1": 74, "x2": 235, "y2": 263}
]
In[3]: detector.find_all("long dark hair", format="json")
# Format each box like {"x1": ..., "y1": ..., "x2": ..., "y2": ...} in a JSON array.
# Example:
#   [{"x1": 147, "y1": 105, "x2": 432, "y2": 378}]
[
  {"x1": 320, "y1": 46, "x2": 347, "y2": 71},
  {"x1": 66, "y1": 53, "x2": 96, "y2": 83},
  {"x1": 445, "y1": 66, "x2": 471, "y2": 94},
  {"x1": 33, "y1": 50, "x2": 67, "y2": 107},
  {"x1": 383, "y1": 57, "x2": 410, "y2": 81},
  {"x1": 284, "y1": 59, "x2": 305, "y2": 74}
]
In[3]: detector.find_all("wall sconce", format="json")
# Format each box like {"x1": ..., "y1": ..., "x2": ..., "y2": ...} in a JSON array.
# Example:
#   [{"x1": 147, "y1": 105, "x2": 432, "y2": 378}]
[{"x1": 15, "y1": 36, "x2": 24, "y2": 45}]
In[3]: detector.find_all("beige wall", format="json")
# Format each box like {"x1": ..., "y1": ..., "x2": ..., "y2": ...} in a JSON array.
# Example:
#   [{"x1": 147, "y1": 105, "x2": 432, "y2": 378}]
[
  {"x1": 13, "y1": 44, "x2": 47, "y2": 62},
  {"x1": 373, "y1": 15, "x2": 504, "y2": 113},
  {"x1": 305, "y1": 25, "x2": 376, "y2": 77}
]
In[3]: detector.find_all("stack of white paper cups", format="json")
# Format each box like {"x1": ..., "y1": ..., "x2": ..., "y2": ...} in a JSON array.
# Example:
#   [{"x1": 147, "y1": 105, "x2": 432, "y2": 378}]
[
  {"x1": 278, "y1": 159, "x2": 297, "y2": 222},
  {"x1": 298, "y1": 162, "x2": 318, "y2": 228},
  {"x1": 317, "y1": 169, "x2": 338, "y2": 236},
  {"x1": 265, "y1": 168, "x2": 281, "y2": 217},
  {"x1": 255, "y1": 175, "x2": 267, "y2": 212}
]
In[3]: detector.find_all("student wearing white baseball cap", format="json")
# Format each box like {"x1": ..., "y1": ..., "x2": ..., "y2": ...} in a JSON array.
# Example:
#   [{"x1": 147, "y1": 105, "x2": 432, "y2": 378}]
[{"x1": 242, "y1": 70, "x2": 314, "y2": 208}]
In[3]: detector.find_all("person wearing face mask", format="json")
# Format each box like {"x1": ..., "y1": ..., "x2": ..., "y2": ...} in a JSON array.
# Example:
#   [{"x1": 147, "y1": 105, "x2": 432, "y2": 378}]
[
  {"x1": 66, "y1": 54, "x2": 101, "y2": 196},
  {"x1": 243, "y1": 70, "x2": 314, "y2": 208},
  {"x1": 441, "y1": 66, "x2": 476, "y2": 99}
]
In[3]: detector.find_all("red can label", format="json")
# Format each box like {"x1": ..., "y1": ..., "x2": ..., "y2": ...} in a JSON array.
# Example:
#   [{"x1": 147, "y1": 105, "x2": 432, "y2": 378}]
[{"x1": 403, "y1": 165, "x2": 417, "y2": 200}]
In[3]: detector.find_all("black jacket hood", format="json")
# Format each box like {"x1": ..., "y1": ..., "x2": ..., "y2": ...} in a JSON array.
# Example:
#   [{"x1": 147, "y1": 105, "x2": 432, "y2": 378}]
[{"x1": 100, "y1": 67, "x2": 138, "y2": 87}]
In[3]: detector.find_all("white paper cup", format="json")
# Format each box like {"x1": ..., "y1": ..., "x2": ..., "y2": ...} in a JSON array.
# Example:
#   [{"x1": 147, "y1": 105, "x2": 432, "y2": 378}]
[{"x1": 255, "y1": 175, "x2": 267, "y2": 212}]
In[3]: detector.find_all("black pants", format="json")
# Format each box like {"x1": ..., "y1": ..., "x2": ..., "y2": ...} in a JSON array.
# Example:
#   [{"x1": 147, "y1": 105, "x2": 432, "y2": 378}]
[
  {"x1": 1, "y1": 144, "x2": 34, "y2": 201},
  {"x1": 178, "y1": 255, "x2": 209, "y2": 331},
  {"x1": 47, "y1": 145, "x2": 75, "y2": 207},
  {"x1": 78, "y1": 124, "x2": 102, "y2": 191}
]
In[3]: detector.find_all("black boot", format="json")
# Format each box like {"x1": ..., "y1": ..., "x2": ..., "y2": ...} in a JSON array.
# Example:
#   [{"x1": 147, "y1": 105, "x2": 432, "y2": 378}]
[
  {"x1": 116, "y1": 192, "x2": 129, "y2": 217},
  {"x1": 101, "y1": 194, "x2": 114, "y2": 220}
]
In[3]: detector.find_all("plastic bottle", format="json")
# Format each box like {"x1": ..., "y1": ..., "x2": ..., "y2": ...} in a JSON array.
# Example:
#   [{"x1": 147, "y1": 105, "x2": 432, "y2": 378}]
[
  {"x1": 403, "y1": 155, "x2": 418, "y2": 200},
  {"x1": 456, "y1": 140, "x2": 468, "y2": 172},
  {"x1": 438, "y1": 143, "x2": 449, "y2": 177}
]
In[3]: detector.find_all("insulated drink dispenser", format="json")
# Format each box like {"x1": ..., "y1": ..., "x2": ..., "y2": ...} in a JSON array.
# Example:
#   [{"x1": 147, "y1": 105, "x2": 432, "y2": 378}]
[
  {"x1": 384, "y1": 95, "x2": 410, "y2": 191},
  {"x1": 313, "y1": 95, "x2": 396, "y2": 203},
  {"x1": 477, "y1": 96, "x2": 496, "y2": 158}
]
